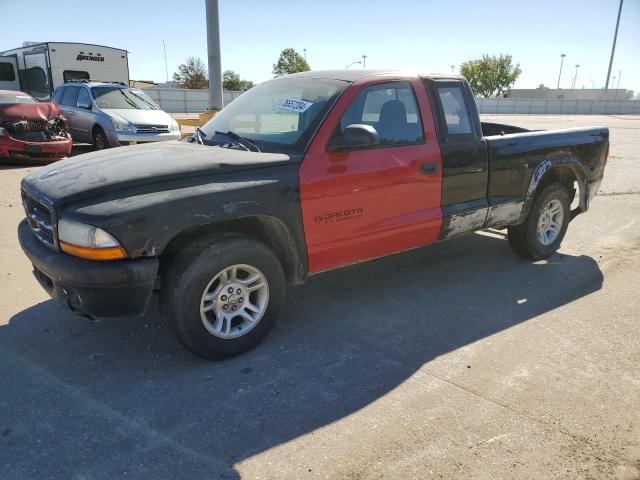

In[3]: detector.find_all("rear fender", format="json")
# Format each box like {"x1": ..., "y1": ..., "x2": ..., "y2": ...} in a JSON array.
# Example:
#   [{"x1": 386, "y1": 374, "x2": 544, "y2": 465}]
[{"x1": 519, "y1": 157, "x2": 587, "y2": 223}]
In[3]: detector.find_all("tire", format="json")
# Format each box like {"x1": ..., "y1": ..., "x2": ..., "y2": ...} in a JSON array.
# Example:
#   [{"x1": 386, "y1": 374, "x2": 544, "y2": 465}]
[
  {"x1": 163, "y1": 235, "x2": 286, "y2": 360},
  {"x1": 93, "y1": 127, "x2": 108, "y2": 150},
  {"x1": 508, "y1": 183, "x2": 571, "y2": 260}
]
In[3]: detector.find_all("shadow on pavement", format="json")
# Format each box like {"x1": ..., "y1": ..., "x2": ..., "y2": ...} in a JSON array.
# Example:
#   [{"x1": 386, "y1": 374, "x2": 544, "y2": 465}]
[{"x1": 0, "y1": 232, "x2": 603, "y2": 479}]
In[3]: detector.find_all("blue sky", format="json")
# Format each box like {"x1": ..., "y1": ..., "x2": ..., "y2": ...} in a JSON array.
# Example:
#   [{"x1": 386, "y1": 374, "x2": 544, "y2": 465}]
[{"x1": 1, "y1": 0, "x2": 638, "y2": 93}]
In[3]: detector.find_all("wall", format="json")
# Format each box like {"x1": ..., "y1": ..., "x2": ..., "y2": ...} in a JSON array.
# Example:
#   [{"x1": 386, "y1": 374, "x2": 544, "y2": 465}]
[
  {"x1": 507, "y1": 88, "x2": 633, "y2": 100},
  {"x1": 145, "y1": 87, "x2": 640, "y2": 115},
  {"x1": 144, "y1": 88, "x2": 243, "y2": 112},
  {"x1": 476, "y1": 98, "x2": 640, "y2": 115}
]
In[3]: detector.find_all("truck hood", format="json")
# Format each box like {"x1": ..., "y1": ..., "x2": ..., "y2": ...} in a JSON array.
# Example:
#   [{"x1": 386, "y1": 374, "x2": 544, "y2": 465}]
[
  {"x1": 0, "y1": 102, "x2": 60, "y2": 122},
  {"x1": 22, "y1": 141, "x2": 292, "y2": 207},
  {"x1": 101, "y1": 108, "x2": 174, "y2": 126}
]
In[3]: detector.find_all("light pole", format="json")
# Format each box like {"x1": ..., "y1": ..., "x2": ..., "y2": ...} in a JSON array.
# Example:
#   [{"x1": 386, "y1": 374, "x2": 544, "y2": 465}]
[
  {"x1": 571, "y1": 64, "x2": 580, "y2": 89},
  {"x1": 303, "y1": 48, "x2": 307, "y2": 61},
  {"x1": 205, "y1": 0, "x2": 223, "y2": 111},
  {"x1": 557, "y1": 54, "x2": 566, "y2": 89},
  {"x1": 450, "y1": 65, "x2": 455, "y2": 73},
  {"x1": 605, "y1": 0, "x2": 623, "y2": 90},
  {"x1": 362, "y1": 55, "x2": 367, "y2": 69},
  {"x1": 589, "y1": 79, "x2": 594, "y2": 89},
  {"x1": 345, "y1": 61, "x2": 361, "y2": 69}
]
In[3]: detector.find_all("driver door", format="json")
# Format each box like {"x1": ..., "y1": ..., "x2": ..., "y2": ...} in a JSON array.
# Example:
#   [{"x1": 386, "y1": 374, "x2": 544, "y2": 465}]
[{"x1": 299, "y1": 78, "x2": 443, "y2": 273}]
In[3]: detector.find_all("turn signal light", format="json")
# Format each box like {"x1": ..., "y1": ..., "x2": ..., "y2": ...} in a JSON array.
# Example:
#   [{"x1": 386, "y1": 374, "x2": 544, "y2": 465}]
[{"x1": 60, "y1": 241, "x2": 127, "y2": 261}]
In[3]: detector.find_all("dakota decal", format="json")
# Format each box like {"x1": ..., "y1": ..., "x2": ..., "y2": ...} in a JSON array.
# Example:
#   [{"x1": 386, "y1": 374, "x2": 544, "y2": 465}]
[{"x1": 314, "y1": 207, "x2": 363, "y2": 224}]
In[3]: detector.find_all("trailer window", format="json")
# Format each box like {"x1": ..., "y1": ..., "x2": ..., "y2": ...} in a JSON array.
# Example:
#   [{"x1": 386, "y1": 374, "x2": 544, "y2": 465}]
[
  {"x1": 0, "y1": 62, "x2": 16, "y2": 81},
  {"x1": 63, "y1": 70, "x2": 90, "y2": 82}
]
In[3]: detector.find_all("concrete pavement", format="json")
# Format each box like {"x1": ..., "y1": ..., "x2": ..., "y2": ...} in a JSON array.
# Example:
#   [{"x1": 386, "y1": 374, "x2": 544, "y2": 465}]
[{"x1": 0, "y1": 115, "x2": 638, "y2": 479}]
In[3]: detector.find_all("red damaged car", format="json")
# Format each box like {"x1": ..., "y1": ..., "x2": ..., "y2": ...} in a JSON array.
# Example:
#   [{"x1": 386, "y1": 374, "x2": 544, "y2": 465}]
[{"x1": 0, "y1": 90, "x2": 72, "y2": 163}]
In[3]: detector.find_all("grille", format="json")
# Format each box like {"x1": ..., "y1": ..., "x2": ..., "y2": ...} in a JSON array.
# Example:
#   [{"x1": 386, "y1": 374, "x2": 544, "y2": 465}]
[
  {"x1": 134, "y1": 124, "x2": 169, "y2": 134},
  {"x1": 5, "y1": 120, "x2": 47, "y2": 136},
  {"x1": 22, "y1": 191, "x2": 56, "y2": 249}
]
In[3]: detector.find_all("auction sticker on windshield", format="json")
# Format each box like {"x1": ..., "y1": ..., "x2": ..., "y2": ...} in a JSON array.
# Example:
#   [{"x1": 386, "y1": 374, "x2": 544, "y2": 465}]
[{"x1": 274, "y1": 98, "x2": 313, "y2": 113}]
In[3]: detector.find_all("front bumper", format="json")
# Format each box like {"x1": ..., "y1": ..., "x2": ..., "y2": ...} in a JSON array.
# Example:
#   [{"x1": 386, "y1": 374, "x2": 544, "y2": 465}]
[
  {"x1": 18, "y1": 219, "x2": 159, "y2": 319},
  {"x1": 0, "y1": 134, "x2": 72, "y2": 163},
  {"x1": 106, "y1": 129, "x2": 181, "y2": 146}
]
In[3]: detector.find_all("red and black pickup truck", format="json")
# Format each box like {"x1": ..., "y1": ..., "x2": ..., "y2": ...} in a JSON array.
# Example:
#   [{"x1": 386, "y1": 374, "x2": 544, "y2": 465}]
[{"x1": 18, "y1": 70, "x2": 609, "y2": 359}]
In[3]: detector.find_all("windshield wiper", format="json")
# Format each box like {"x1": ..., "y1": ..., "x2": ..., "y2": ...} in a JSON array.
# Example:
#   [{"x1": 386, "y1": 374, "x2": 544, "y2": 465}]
[
  {"x1": 118, "y1": 89, "x2": 139, "y2": 109},
  {"x1": 215, "y1": 130, "x2": 261, "y2": 153},
  {"x1": 194, "y1": 127, "x2": 205, "y2": 145}
]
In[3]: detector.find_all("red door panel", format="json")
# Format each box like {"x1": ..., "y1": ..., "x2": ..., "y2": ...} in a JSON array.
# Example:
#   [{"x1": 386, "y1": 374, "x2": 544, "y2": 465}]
[{"x1": 299, "y1": 77, "x2": 442, "y2": 274}]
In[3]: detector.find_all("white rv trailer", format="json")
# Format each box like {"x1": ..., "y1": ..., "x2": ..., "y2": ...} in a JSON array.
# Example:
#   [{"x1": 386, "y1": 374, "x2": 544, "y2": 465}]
[{"x1": 0, "y1": 42, "x2": 129, "y2": 100}]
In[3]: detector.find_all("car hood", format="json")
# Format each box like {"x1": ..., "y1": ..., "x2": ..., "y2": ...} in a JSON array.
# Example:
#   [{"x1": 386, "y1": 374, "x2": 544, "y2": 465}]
[
  {"x1": 0, "y1": 102, "x2": 60, "y2": 122},
  {"x1": 101, "y1": 108, "x2": 174, "y2": 126},
  {"x1": 22, "y1": 141, "x2": 292, "y2": 208}
]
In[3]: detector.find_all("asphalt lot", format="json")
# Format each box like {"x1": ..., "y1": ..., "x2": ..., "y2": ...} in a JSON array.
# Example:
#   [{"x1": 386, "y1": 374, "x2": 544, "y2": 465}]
[{"x1": 1, "y1": 115, "x2": 639, "y2": 479}]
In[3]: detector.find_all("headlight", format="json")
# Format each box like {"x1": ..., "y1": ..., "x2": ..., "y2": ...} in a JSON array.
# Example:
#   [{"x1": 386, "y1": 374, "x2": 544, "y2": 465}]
[
  {"x1": 171, "y1": 119, "x2": 180, "y2": 133},
  {"x1": 58, "y1": 218, "x2": 127, "y2": 260},
  {"x1": 112, "y1": 118, "x2": 134, "y2": 132}
]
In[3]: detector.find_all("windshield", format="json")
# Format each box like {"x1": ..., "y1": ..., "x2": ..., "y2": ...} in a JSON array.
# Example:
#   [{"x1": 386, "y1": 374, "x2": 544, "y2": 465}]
[
  {"x1": 91, "y1": 87, "x2": 160, "y2": 110},
  {"x1": 200, "y1": 77, "x2": 347, "y2": 154},
  {"x1": 0, "y1": 93, "x2": 36, "y2": 104}
]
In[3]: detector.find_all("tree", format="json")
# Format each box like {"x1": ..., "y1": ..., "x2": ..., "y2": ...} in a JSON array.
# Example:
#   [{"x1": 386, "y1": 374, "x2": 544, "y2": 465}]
[
  {"x1": 272, "y1": 48, "x2": 310, "y2": 77},
  {"x1": 173, "y1": 57, "x2": 208, "y2": 89},
  {"x1": 460, "y1": 54, "x2": 522, "y2": 98},
  {"x1": 222, "y1": 70, "x2": 255, "y2": 91}
]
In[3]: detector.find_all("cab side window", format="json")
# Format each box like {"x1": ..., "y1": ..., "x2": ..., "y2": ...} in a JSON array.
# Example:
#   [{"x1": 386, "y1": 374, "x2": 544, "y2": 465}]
[
  {"x1": 77, "y1": 88, "x2": 91, "y2": 108},
  {"x1": 436, "y1": 85, "x2": 472, "y2": 135},
  {"x1": 337, "y1": 82, "x2": 423, "y2": 146},
  {"x1": 60, "y1": 86, "x2": 80, "y2": 107}
]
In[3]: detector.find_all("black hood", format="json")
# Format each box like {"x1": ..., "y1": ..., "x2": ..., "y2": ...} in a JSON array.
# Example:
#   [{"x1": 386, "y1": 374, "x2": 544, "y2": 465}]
[{"x1": 21, "y1": 141, "x2": 292, "y2": 207}]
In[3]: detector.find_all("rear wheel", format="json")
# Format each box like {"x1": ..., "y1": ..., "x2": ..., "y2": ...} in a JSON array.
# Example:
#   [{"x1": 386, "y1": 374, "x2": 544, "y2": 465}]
[
  {"x1": 93, "y1": 127, "x2": 108, "y2": 150},
  {"x1": 163, "y1": 235, "x2": 286, "y2": 360},
  {"x1": 508, "y1": 183, "x2": 571, "y2": 260}
]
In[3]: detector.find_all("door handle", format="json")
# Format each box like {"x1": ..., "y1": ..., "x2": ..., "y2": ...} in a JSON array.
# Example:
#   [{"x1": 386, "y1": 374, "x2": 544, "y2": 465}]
[{"x1": 420, "y1": 162, "x2": 438, "y2": 175}]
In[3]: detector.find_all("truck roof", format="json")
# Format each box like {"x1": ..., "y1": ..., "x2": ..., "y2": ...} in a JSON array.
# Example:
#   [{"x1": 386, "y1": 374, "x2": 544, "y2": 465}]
[{"x1": 285, "y1": 69, "x2": 464, "y2": 82}]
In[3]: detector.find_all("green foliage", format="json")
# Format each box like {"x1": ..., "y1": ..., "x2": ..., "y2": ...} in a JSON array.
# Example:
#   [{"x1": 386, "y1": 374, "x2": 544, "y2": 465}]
[
  {"x1": 272, "y1": 48, "x2": 310, "y2": 77},
  {"x1": 460, "y1": 54, "x2": 522, "y2": 98},
  {"x1": 222, "y1": 70, "x2": 255, "y2": 91},
  {"x1": 173, "y1": 57, "x2": 208, "y2": 89}
]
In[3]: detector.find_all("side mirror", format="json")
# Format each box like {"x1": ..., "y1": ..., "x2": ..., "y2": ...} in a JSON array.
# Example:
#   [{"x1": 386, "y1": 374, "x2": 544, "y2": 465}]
[
  {"x1": 77, "y1": 99, "x2": 91, "y2": 110},
  {"x1": 328, "y1": 124, "x2": 379, "y2": 152}
]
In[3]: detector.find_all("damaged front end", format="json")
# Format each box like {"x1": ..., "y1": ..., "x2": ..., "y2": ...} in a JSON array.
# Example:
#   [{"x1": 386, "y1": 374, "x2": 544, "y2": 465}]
[
  {"x1": 0, "y1": 116, "x2": 69, "y2": 142},
  {"x1": 0, "y1": 101, "x2": 73, "y2": 162}
]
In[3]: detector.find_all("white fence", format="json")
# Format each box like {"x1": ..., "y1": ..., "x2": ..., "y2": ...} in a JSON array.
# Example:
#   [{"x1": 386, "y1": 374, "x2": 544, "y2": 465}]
[
  {"x1": 144, "y1": 88, "x2": 244, "y2": 113},
  {"x1": 476, "y1": 98, "x2": 640, "y2": 115},
  {"x1": 145, "y1": 88, "x2": 640, "y2": 115}
]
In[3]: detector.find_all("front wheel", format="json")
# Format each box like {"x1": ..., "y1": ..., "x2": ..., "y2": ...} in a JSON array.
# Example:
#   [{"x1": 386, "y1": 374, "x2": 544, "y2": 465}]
[
  {"x1": 93, "y1": 127, "x2": 108, "y2": 150},
  {"x1": 163, "y1": 235, "x2": 286, "y2": 360},
  {"x1": 508, "y1": 183, "x2": 571, "y2": 260}
]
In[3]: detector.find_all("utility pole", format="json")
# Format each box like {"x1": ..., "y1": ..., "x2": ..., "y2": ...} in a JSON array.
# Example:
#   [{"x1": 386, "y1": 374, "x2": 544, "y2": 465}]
[
  {"x1": 557, "y1": 54, "x2": 566, "y2": 89},
  {"x1": 162, "y1": 40, "x2": 169, "y2": 82},
  {"x1": 605, "y1": 0, "x2": 623, "y2": 91},
  {"x1": 205, "y1": 0, "x2": 223, "y2": 111}
]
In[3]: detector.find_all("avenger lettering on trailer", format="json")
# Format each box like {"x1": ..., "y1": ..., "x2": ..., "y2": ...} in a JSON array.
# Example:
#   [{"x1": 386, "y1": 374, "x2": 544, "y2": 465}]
[
  {"x1": 18, "y1": 69, "x2": 609, "y2": 360},
  {"x1": 76, "y1": 53, "x2": 105, "y2": 62}
]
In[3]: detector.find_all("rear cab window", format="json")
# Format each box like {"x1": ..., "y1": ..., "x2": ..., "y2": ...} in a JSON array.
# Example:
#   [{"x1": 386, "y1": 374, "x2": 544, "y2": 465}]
[{"x1": 436, "y1": 85, "x2": 473, "y2": 135}]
